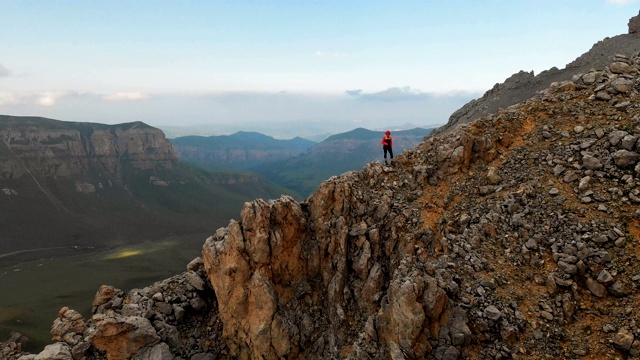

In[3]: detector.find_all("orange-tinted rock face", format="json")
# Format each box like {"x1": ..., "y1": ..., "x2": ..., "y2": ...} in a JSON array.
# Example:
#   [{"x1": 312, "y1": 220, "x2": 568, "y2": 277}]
[
  {"x1": 203, "y1": 197, "x2": 309, "y2": 359},
  {"x1": 202, "y1": 183, "x2": 463, "y2": 359}
]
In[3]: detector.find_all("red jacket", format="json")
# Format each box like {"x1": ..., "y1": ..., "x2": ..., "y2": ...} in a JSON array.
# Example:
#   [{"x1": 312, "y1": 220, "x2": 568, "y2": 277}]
[{"x1": 382, "y1": 135, "x2": 393, "y2": 147}]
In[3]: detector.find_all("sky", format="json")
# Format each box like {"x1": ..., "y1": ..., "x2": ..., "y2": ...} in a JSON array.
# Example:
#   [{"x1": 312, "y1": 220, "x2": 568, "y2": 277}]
[{"x1": 0, "y1": 0, "x2": 639, "y2": 137}]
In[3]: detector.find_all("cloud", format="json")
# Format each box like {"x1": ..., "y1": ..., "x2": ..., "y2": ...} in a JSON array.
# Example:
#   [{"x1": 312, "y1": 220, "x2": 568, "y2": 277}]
[
  {"x1": 0, "y1": 90, "x2": 477, "y2": 139},
  {"x1": 0, "y1": 91, "x2": 75, "y2": 107},
  {"x1": 103, "y1": 92, "x2": 150, "y2": 101},
  {"x1": 0, "y1": 63, "x2": 9, "y2": 77},
  {"x1": 0, "y1": 92, "x2": 20, "y2": 106},
  {"x1": 36, "y1": 91, "x2": 68, "y2": 107},
  {"x1": 348, "y1": 87, "x2": 432, "y2": 102}
]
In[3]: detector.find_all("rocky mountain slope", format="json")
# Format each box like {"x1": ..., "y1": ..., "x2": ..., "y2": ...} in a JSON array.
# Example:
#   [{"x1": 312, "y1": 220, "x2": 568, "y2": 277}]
[
  {"x1": 7, "y1": 47, "x2": 640, "y2": 360},
  {"x1": 251, "y1": 127, "x2": 433, "y2": 197},
  {"x1": 0, "y1": 116, "x2": 290, "y2": 258},
  {"x1": 439, "y1": 11, "x2": 640, "y2": 134},
  {"x1": 172, "y1": 132, "x2": 315, "y2": 172}
]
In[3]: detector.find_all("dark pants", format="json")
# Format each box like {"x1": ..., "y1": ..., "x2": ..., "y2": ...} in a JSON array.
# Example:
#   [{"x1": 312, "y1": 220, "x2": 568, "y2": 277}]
[{"x1": 383, "y1": 145, "x2": 393, "y2": 159}]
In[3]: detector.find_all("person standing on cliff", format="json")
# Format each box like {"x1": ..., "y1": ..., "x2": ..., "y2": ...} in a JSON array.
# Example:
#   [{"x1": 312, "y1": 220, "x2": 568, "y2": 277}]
[{"x1": 382, "y1": 130, "x2": 393, "y2": 165}]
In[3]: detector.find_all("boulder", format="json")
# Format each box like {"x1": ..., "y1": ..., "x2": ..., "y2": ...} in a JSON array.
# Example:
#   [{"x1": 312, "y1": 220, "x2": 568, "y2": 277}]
[
  {"x1": 87, "y1": 314, "x2": 160, "y2": 360},
  {"x1": 34, "y1": 343, "x2": 71, "y2": 360},
  {"x1": 613, "y1": 150, "x2": 640, "y2": 169},
  {"x1": 50, "y1": 307, "x2": 85, "y2": 343}
]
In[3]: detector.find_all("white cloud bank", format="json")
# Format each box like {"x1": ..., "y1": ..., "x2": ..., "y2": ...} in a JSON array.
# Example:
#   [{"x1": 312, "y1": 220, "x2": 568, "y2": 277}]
[
  {"x1": 346, "y1": 86, "x2": 465, "y2": 102},
  {"x1": 0, "y1": 92, "x2": 20, "y2": 106},
  {"x1": 36, "y1": 91, "x2": 68, "y2": 107},
  {"x1": 103, "y1": 92, "x2": 150, "y2": 101},
  {"x1": 0, "y1": 91, "x2": 68, "y2": 107},
  {"x1": 0, "y1": 89, "x2": 478, "y2": 138}
]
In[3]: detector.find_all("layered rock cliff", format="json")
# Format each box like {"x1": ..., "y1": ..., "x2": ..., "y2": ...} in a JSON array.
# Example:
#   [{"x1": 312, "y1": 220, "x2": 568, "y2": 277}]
[
  {"x1": 8, "y1": 51, "x2": 640, "y2": 359},
  {"x1": 0, "y1": 116, "x2": 187, "y2": 254},
  {"x1": 0, "y1": 116, "x2": 176, "y2": 180}
]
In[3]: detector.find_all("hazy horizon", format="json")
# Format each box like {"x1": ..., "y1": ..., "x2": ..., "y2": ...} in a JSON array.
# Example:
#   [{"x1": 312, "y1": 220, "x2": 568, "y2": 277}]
[{"x1": 1, "y1": 1, "x2": 638, "y2": 135}]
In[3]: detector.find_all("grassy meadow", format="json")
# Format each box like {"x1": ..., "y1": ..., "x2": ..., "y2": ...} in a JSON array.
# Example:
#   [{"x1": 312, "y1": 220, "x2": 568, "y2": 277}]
[{"x1": 0, "y1": 233, "x2": 210, "y2": 352}]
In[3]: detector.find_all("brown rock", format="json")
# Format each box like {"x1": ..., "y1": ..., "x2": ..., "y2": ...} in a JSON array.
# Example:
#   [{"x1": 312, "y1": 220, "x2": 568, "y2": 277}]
[
  {"x1": 88, "y1": 314, "x2": 159, "y2": 360},
  {"x1": 596, "y1": 270, "x2": 615, "y2": 286},
  {"x1": 586, "y1": 278, "x2": 607, "y2": 298},
  {"x1": 610, "y1": 62, "x2": 634, "y2": 75},
  {"x1": 608, "y1": 281, "x2": 632, "y2": 298},
  {"x1": 92, "y1": 285, "x2": 122, "y2": 309},
  {"x1": 378, "y1": 275, "x2": 427, "y2": 354},
  {"x1": 34, "y1": 343, "x2": 72, "y2": 360},
  {"x1": 613, "y1": 327, "x2": 635, "y2": 350},
  {"x1": 611, "y1": 77, "x2": 634, "y2": 92},
  {"x1": 613, "y1": 149, "x2": 640, "y2": 169},
  {"x1": 486, "y1": 166, "x2": 503, "y2": 185},
  {"x1": 202, "y1": 197, "x2": 307, "y2": 359},
  {"x1": 50, "y1": 307, "x2": 85, "y2": 342}
]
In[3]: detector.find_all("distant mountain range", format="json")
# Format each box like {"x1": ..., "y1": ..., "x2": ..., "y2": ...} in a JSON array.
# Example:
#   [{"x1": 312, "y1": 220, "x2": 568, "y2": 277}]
[
  {"x1": 172, "y1": 127, "x2": 433, "y2": 198},
  {"x1": 251, "y1": 127, "x2": 433, "y2": 196},
  {"x1": 0, "y1": 115, "x2": 291, "y2": 259},
  {"x1": 171, "y1": 128, "x2": 433, "y2": 197},
  {"x1": 172, "y1": 131, "x2": 316, "y2": 171}
]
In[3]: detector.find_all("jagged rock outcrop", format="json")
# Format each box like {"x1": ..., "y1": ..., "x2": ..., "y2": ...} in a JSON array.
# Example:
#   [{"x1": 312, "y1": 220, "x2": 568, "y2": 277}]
[
  {"x1": 629, "y1": 10, "x2": 640, "y2": 34},
  {"x1": 200, "y1": 179, "x2": 470, "y2": 359}
]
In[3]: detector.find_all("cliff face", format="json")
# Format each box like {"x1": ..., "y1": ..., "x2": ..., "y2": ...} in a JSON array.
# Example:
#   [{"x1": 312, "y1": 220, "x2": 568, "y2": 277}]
[
  {"x1": 0, "y1": 117, "x2": 187, "y2": 253},
  {"x1": 0, "y1": 116, "x2": 176, "y2": 180},
  {"x1": 10, "y1": 52, "x2": 640, "y2": 359}
]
